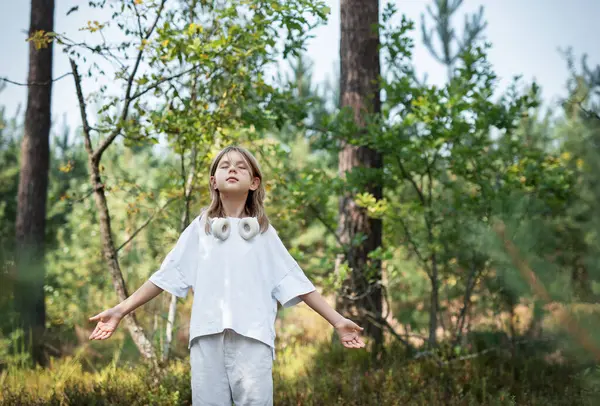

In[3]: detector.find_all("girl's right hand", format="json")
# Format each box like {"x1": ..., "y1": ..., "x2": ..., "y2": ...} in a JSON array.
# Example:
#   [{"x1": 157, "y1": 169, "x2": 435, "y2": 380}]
[{"x1": 88, "y1": 307, "x2": 123, "y2": 340}]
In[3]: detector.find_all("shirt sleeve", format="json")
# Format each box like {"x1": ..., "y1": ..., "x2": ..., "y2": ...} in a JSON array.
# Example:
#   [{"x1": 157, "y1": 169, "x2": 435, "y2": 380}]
[
  {"x1": 268, "y1": 226, "x2": 316, "y2": 307},
  {"x1": 149, "y1": 217, "x2": 201, "y2": 298}
]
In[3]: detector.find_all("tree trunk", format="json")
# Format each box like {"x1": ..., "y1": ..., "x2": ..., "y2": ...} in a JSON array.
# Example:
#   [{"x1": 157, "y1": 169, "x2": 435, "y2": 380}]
[
  {"x1": 89, "y1": 163, "x2": 158, "y2": 365},
  {"x1": 336, "y1": 0, "x2": 383, "y2": 349},
  {"x1": 14, "y1": 0, "x2": 55, "y2": 366},
  {"x1": 69, "y1": 60, "x2": 158, "y2": 366}
]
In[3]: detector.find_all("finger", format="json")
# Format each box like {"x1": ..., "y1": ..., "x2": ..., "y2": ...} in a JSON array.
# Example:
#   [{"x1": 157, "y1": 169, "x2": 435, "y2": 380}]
[
  {"x1": 89, "y1": 326, "x2": 102, "y2": 340},
  {"x1": 95, "y1": 327, "x2": 108, "y2": 338},
  {"x1": 98, "y1": 330, "x2": 111, "y2": 340},
  {"x1": 89, "y1": 313, "x2": 103, "y2": 322},
  {"x1": 92, "y1": 329, "x2": 105, "y2": 340},
  {"x1": 89, "y1": 326, "x2": 98, "y2": 339}
]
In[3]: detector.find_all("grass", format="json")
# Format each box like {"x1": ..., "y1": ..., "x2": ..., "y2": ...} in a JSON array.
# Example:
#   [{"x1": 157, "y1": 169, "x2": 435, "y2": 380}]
[
  {"x1": 2, "y1": 302, "x2": 599, "y2": 405},
  {"x1": 1, "y1": 337, "x2": 598, "y2": 405}
]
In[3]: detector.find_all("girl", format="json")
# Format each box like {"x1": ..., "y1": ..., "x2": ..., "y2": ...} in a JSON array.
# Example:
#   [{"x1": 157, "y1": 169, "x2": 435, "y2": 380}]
[{"x1": 88, "y1": 145, "x2": 365, "y2": 405}]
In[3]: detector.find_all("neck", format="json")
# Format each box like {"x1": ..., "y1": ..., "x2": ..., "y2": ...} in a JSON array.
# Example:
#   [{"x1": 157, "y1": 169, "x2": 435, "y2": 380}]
[{"x1": 220, "y1": 192, "x2": 248, "y2": 218}]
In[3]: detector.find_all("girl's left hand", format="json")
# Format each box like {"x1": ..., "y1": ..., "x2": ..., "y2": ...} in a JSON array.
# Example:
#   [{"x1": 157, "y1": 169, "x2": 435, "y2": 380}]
[{"x1": 334, "y1": 317, "x2": 366, "y2": 349}]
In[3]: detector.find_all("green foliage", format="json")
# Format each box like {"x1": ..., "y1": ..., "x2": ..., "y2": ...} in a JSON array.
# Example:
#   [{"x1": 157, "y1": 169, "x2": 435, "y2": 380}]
[
  {"x1": 43, "y1": 140, "x2": 200, "y2": 358},
  {"x1": 0, "y1": 104, "x2": 21, "y2": 318}
]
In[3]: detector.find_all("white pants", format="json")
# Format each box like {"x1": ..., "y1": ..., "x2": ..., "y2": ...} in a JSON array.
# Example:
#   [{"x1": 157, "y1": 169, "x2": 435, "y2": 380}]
[{"x1": 190, "y1": 329, "x2": 273, "y2": 406}]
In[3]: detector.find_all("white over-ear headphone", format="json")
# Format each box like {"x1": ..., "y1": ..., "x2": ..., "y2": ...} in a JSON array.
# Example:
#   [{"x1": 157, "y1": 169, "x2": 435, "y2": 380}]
[{"x1": 209, "y1": 217, "x2": 260, "y2": 241}]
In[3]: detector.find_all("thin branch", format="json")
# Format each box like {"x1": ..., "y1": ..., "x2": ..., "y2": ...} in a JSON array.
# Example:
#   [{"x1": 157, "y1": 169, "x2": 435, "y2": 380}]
[
  {"x1": 380, "y1": 282, "x2": 392, "y2": 320},
  {"x1": 59, "y1": 34, "x2": 127, "y2": 68},
  {"x1": 179, "y1": 149, "x2": 188, "y2": 198},
  {"x1": 1, "y1": 72, "x2": 72, "y2": 87},
  {"x1": 131, "y1": 28, "x2": 237, "y2": 104},
  {"x1": 307, "y1": 204, "x2": 348, "y2": 255},
  {"x1": 67, "y1": 188, "x2": 95, "y2": 205},
  {"x1": 92, "y1": 0, "x2": 167, "y2": 163},
  {"x1": 363, "y1": 311, "x2": 412, "y2": 350},
  {"x1": 396, "y1": 155, "x2": 426, "y2": 206},
  {"x1": 339, "y1": 282, "x2": 382, "y2": 302},
  {"x1": 130, "y1": 64, "x2": 202, "y2": 101},
  {"x1": 133, "y1": 2, "x2": 146, "y2": 41},
  {"x1": 452, "y1": 259, "x2": 479, "y2": 346},
  {"x1": 391, "y1": 212, "x2": 431, "y2": 274},
  {"x1": 304, "y1": 124, "x2": 334, "y2": 135},
  {"x1": 69, "y1": 59, "x2": 95, "y2": 156},
  {"x1": 116, "y1": 197, "x2": 178, "y2": 253},
  {"x1": 578, "y1": 103, "x2": 600, "y2": 121},
  {"x1": 99, "y1": 30, "x2": 126, "y2": 70}
]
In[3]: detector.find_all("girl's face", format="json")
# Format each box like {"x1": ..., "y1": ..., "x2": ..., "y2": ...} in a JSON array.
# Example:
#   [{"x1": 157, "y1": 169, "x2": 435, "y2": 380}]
[{"x1": 211, "y1": 150, "x2": 260, "y2": 195}]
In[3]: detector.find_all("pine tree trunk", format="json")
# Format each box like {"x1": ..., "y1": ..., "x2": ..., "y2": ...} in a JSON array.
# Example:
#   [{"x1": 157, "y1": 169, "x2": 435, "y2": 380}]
[
  {"x1": 14, "y1": 0, "x2": 54, "y2": 366},
  {"x1": 336, "y1": 0, "x2": 383, "y2": 349}
]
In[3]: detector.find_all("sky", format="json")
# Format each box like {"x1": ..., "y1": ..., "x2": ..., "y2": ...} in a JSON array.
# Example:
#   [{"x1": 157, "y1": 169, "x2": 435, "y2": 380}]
[{"x1": 1, "y1": 0, "x2": 599, "y2": 135}]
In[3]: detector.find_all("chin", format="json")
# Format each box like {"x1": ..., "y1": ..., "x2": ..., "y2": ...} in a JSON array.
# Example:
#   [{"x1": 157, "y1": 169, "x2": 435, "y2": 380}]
[{"x1": 221, "y1": 185, "x2": 247, "y2": 193}]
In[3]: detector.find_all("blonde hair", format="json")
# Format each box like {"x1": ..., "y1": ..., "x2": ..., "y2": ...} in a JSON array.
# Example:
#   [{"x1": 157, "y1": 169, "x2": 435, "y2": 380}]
[{"x1": 203, "y1": 145, "x2": 270, "y2": 234}]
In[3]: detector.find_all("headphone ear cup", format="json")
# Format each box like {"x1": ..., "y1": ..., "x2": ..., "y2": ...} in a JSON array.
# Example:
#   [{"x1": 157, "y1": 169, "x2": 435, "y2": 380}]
[
  {"x1": 239, "y1": 217, "x2": 260, "y2": 240},
  {"x1": 211, "y1": 218, "x2": 231, "y2": 241}
]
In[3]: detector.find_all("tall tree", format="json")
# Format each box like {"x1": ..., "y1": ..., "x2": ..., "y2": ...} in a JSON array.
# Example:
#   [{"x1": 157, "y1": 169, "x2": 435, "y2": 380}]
[
  {"x1": 14, "y1": 0, "x2": 55, "y2": 365},
  {"x1": 336, "y1": 0, "x2": 383, "y2": 349}
]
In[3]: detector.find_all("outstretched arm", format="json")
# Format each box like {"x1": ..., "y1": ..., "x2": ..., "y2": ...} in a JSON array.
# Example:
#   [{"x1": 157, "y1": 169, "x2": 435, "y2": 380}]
[
  {"x1": 300, "y1": 290, "x2": 366, "y2": 349},
  {"x1": 88, "y1": 280, "x2": 164, "y2": 340}
]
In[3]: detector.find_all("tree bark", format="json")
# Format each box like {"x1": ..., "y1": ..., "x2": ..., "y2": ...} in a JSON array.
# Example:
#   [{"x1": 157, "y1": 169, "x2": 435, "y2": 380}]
[
  {"x1": 336, "y1": 0, "x2": 383, "y2": 349},
  {"x1": 14, "y1": 0, "x2": 55, "y2": 366}
]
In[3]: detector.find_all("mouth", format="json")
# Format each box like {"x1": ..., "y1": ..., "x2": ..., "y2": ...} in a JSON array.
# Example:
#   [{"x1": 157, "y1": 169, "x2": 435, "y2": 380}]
[{"x1": 226, "y1": 177, "x2": 239, "y2": 182}]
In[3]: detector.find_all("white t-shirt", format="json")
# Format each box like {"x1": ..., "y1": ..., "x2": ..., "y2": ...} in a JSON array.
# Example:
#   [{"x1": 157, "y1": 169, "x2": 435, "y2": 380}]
[{"x1": 148, "y1": 213, "x2": 316, "y2": 358}]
